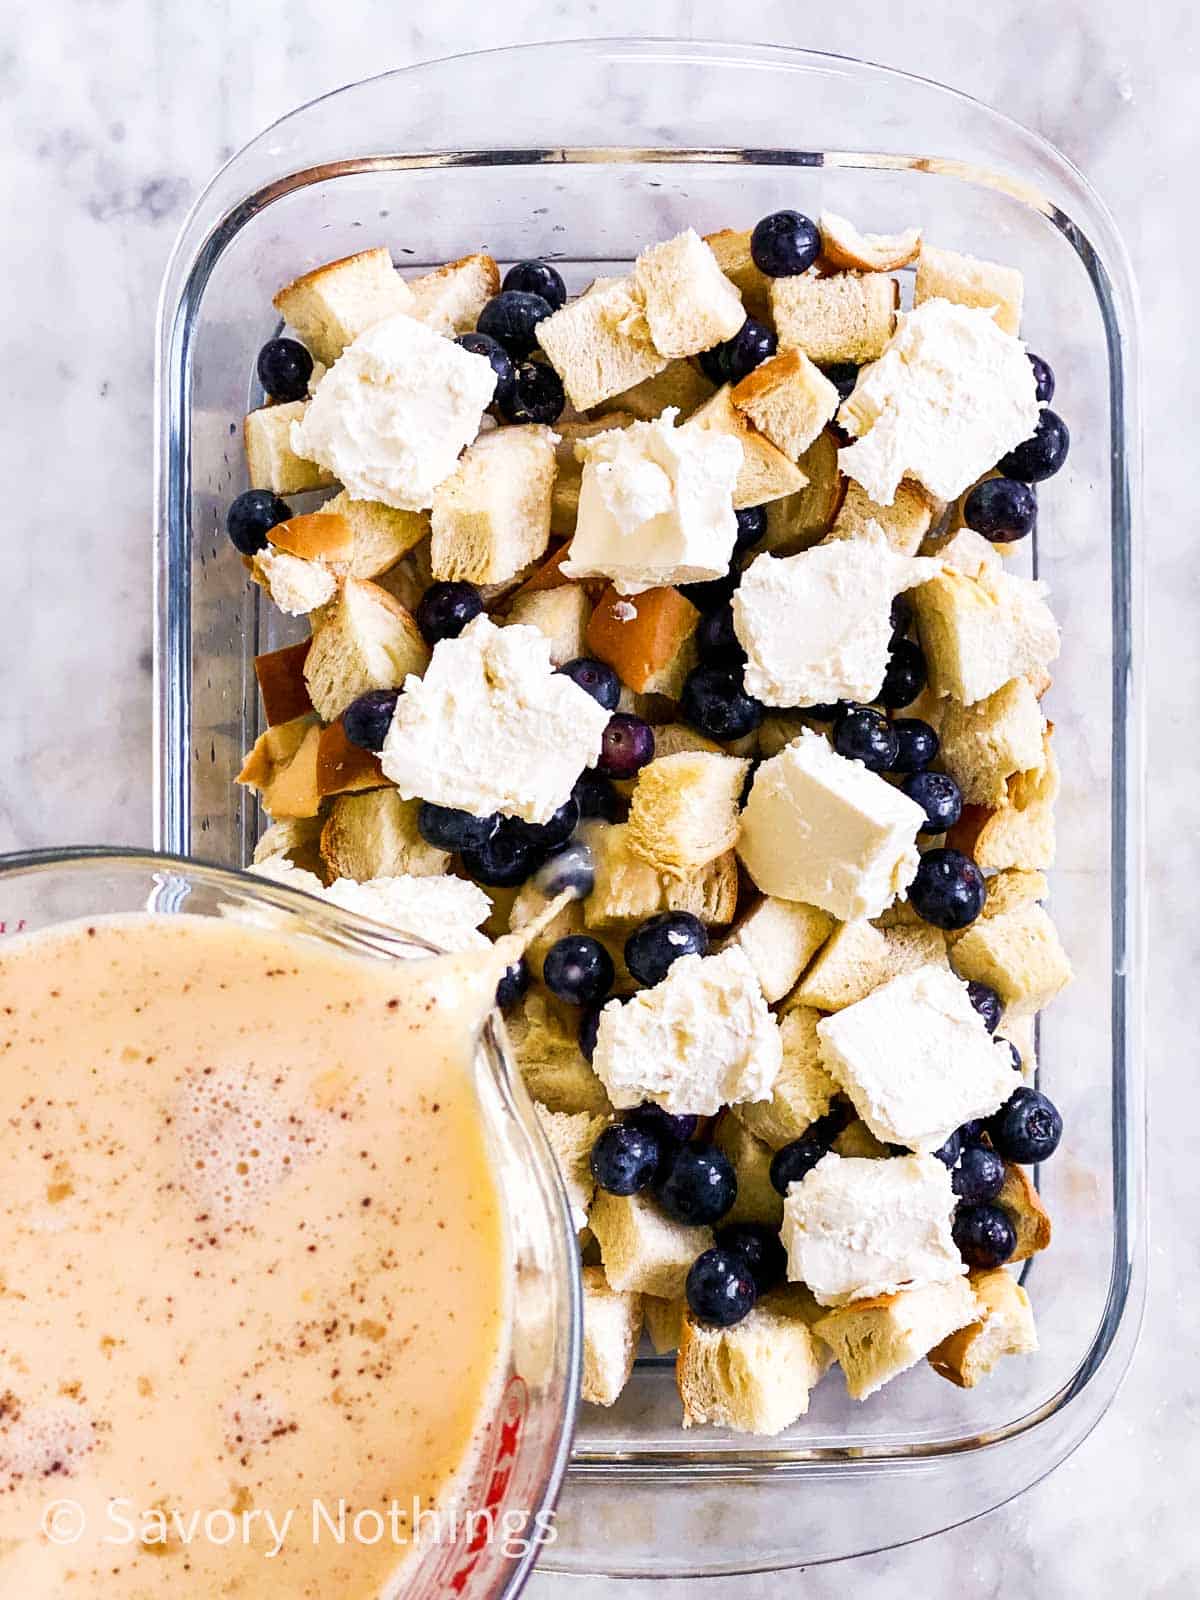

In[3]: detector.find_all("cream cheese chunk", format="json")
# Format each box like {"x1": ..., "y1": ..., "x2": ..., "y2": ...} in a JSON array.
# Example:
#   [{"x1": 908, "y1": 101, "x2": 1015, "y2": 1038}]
[
  {"x1": 816, "y1": 964, "x2": 1019, "y2": 1153},
  {"x1": 733, "y1": 531, "x2": 940, "y2": 706},
  {"x1": 736, "y1": 730, "x2": 924, "y2": 921},
  {"x1": 561, "y1": 409, "x2": 743, "y2": 595},
  {"x1": 380, "y1": 614, "x2": 611, "y2": 823},
  {"x1": 837, "y1": 300, "x2": 1040, "y2": 506},
  {"x1": 781, "y1": 1152, "x2": 964, "y2": 1306},
  {"x1": 291, "y1": 312, "x2": 497, "y2": 510},
  {"x1": 591, "y1": 946, "x2": 782, "y2": 1116},
  {"x1": 248, "y1": 863, "x2": 492, "y2": 954}
]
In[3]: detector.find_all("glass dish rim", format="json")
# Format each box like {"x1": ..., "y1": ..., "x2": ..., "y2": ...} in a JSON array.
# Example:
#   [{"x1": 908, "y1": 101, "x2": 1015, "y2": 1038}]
[{"x1": 150, "y1": 37, "x2": 1145, "y2": 1485}]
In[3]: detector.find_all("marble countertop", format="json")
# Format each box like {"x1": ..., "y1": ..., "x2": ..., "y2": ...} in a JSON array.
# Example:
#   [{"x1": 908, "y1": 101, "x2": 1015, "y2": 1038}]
[{"x1": 3, "y1": 0, "x2": 1191, "y2": 1593}]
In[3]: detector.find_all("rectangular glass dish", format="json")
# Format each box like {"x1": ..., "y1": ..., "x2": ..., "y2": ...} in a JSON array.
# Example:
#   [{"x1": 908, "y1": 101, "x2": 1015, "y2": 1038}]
[{"x1": 153, "y1": 40, "x2": 1144, "y2": 1574}]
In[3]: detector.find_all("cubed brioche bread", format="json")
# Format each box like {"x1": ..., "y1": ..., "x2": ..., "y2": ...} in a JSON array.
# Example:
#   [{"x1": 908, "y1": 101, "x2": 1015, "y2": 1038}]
[
  {"x1": 912, "y1": 568, "x2": 1059, "y2": 708},
  {"x1": 506, "y1": 988, "x2": 613, "y2": 1116},
  {"x1": 684, "y1": 385, "x2": 808, "y2": 508},
  {"x1": 504, "y1": 583, "x2": 592, "y2": 666},
  {"x1": 626, "y1": 751, "x2": 751, "y2": 877},
  {"x1": 536, "y1": 276, "x2": 667, "y2": 411},
  {"x1": 712, "y1": 1116, "x2": 784, "y2": 1227},
  {"x1": 938, "y1": 677, "x2": 1045, "y2": 807},
  {"x1": 762, "y1": 431, "x2": 845, "y2": 554},
  {"x1": 315, "y1": 719, "x2": 386, "y2": 799},
  {"x1": 997, "y1": 1162, "x2": 1052, "y2": 1261},
  {"x1": 927, "y1": 1268, "x2": 1037, "y2": 1388},
  {"x1": 771, "y1": 271, "x2": 898, "y2": 364},
  {"x1": 267, "y1": 510, "x2": 355, "y2": 565},
  {"x1": 981, "y1": 868, "x2": 1049, "y2": 921},
  {"x1": 702, "y1": 228, "x2": 772, "y2": 322},
  {"x1": 726, "y1": 896, "x2": 834, "y2": 1005},
  {"x1": 643, "y1": 1294, "x2": 686, "y2": 1356},
  {"x1": 585, "y1": 585, "x2": 701, "y2": 696},
  {"x1": 320, "y1": 788, "x2": 449, "y2": 882},
  {"x1": 303, "y1": 578, "x2": 429, "y2": 722},
  {"x1": 632, "y1": 228, "x2": 745, "y2": 359},
  {"x1": 236, "y1": 716, "x2": 322, "y2": 820},
  {"x1": 273, "y1": 246, "x2": 414, "y2": 365},
  {"x1": 251, "y1": 548, "x2": 338, "y2": 616},
  {"x1": 597, "y1": 359, "x2": 715, "y2": 423},
  {"x1": 732, "y1": 1006, "x2": 838, "y2": 1150},
  {"x1": 405, "y1": 252, "x2": 500, "y2": 335},
  {"x1": 244, "y1": 401, "x2": 336, "y2": 495},
  {"x1": 914, "y1": 243, "x2": 1023, "y2": 336},
  {"x1": 948, "y1": 729, "x2": 1059, "y2": 872},
  {"x1": 255, "y1": 639, "x2": 313, "y2": 727},
  {"x1": 581, "y1": 1266, "x2": 643, "y2": 1406},
  {"x1": 818, "y1": 212, "x2": 922, "y2": 273},
  {"x1": 430, "y1": 425, "x2": 556, "y2": 585},
  {"x1": 534, "y1": 1103, "x2": 607, "y2": 1230},
  {"x1": 585, "y1": 823, "x2": 739, "y2": 931},
  {"x1": 253, "y1": 814, "x2": 327, "y2": 879},
  {"x1": 822, "y1": 478, "x2": 935, "y2": 557},
  {"x1": 590, "y1": 1190, "x2": 712, "y2": 1299},
  {"x1": 731, "y1": 348, "x2": 840, "y2": 461},
  {"x1": 791, "y1": 920, "x2": 947, "y2": 1012},
  {"x1": 315, "y1": 491, "x2": 430, "y2": 578},
  {"x1": 814, "y1": 1277, "x2": 976, "y2": 1400},
  {"x1": 950, "y1": 901, "x2": 1072, "y2": 1017},
  {"x1": 677, "y1": 1286, "x2": 831, "y2": 1434},
  {"x1": 832, "y1": 1118, "x2": 894, "y2": 1159},
  {"x1": 649, "y1": 723, "x2": 723, "y2": 759}
]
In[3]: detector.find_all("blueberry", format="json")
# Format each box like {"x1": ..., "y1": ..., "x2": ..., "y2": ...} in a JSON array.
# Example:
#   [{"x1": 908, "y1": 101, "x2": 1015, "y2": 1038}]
[
  {"x1": 696, "y1": 604, "x2": 745, "y2": 668},
  {"x1": 1027, "y1": 352, "x2": 1055, "y2": 404},
  {"x1": 832, "y1": 705, "x2": 898, "y2": 772},
  {"x1": 769, "y1": 1133, "x2": 827, "y2": 1195},
  {"x1": 590, "y1": 1122, "x2": 662, "y2": 1196},
  {"x1": 901, "y1": 771, "x2": 963, "y2": 835},
  {"x1": 460, "y1": 824, "x2": 543, "y2": 887},
  {"x1": 572, "y1": 770, "x2": 622, "y2": 822},
  {"x1": 595, "y1": 714, "x2": 656, "y2": 779},
  {"x1": 678, "y1": 572, "x2": 739, "y2": 613},
  {"x1": 655, "y1": 1144, "x2": 737, "y2": 1226},
  {"x1": 801, "y1": 702, "x2": 842, "y2": 723},
  {"x1": 627, "y1": 1104, "x2": 700, "y2": 1144},
  {"x1": 495, "y1": 956, "x2": 530, "y2": 1011},
  {"x1": 476, "y1": 290, "x2": 554, "y2": 357},
  {"x1": 995, "y1": 1036, "x2": 1022, "y2": 1071},
  {"x1": 952, "y1": 1144, "x2": 1006, "y2": 1204},
  {"x1": 878, "y1": 638, "x2": 927, "y2": 711},
  {"x1": 908, "y1": 848, "x2": 986, "y2": 930},
  {"x1": 533, "y1": 838, "x2": 594, "y2": 899},
  {"x1": 456, "y1": 331, "x2": 517, "y2": 409},
  {"x1": 733, "y1": 504, "x2": 768, "y2": 556},
  {"x1": 417, "y1": 802, "x2": 499, "y2": 853},
  {"x1": 543, "y1": 935, "x2": 614, "y2": 1007},
  {"x1": 966, "y1": 980, "x2": 1002, "y2": 1034},
  {"x1": 686, "y1": 1247, "x2": 757, "y2": 1327},
  {"x1": 500, "y1": 359, "x2": 565, "y2": 425},
  {"x1": 625, "y1": 912, "x2": 708, "y2": 986},
  {"x1": 822, "y1": 362, "x2": 859, "y2": 403},
  {"x1": 511, "y1": 797, "x2": 580, "y2": 852},
  {"x1": 256, "y1": 337, "x2": 313, "y2": 402},
  {"x1": 501, "y1": 258, "x2": 567, "y2": 312},
  {"x1": 988, "y1": 1086, "x2": 1062, "y2": 1164},
  {"x1": 963, "y1": 478, "x2": 1037, "y2": 543},
  {"x1": 698, "y1": 345, "x2": 729, "y2": 384},
  {"x1": 750, "y1": 209, "x2": 820, "y2": 277},
  {"x1": 998, "y1": 409, "x2": 1070, "y2": 482},
  {"x1": 578, "y1": 1001, "x2": 605, "y2": 1062},
  {"x1": 681, "y1": 665, "x2": 764, "y2": 742},
  {"x1": 342, "y1": 688, "x2": 400, "y2": 753},
  {"x1": 714, "y1": 1221, "x2": 787, "y2": 1296},
  {"x1": 226, "y1": 489, "x2": 292, "y2": 555},
  {"x1": 720, "y1": 318, "x2": 777, "y2": 383},
  {"x1": 415, "y1": 580, "x2": 484, "y2": 645},
  {"x1": 953, "y1": 1203, "x2": 1017, "y2": 1269},
  {"x1": 932, "y1": 1129, "x2": 963, "y2": 1167},
  {"x1": 890, "y1": 592, "x2": 914, "y2": 641},
  {"x1": 892, "y1": 718, "x2": 939, "y2": 774},
  {"x1": 957, "y1": 1118, "x2": 987, "y2": 1147},
  {"x1": 558, "y1": 657, "x2": 621, "y2": 711}
]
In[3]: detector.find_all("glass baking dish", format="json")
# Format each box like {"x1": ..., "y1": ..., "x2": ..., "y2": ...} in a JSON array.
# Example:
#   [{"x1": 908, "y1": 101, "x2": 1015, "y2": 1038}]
[{"x1": 153, "y1": 40, "x2": 1144, "y2": 1574}]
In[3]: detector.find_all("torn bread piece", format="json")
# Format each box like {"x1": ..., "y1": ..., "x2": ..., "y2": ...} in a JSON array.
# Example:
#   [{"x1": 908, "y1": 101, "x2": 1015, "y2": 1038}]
[
  {"x1": 818, "y1": 212, "x2": 922, "y2": 273},
  {"x1": 626, "y1": 751, "x2": 750, "y2": 877},
  {"x1": 677, "y1": 1287, "x2": 830, "y2": 1433},
  {"x1": 315, "y1": 491, "x2": 430, "y2": 578},
  {"x1": 726, "y1": 896, "x2": 834, "y2": 1005},
  {"x1": 683, "y1": 385, "x2": 807, "y2": 509},
  {"x1": 732, "y1": 1006, "x2": 838, "y2": 1151},
  {"x1": 244, "y1": 401, "x2": 336, "y2": 495},
  {"x1": 585, "y1": 823, "x2": 739, "y2": 931},
  {"x1": 822, "y1": 477, "x2": 935, "y2": 557},
  {"x1": 731, "y1": 348, "x2": 840, "y2": 461},
  {"x1": 793, "y1": 920, "x2": 947, "y2": 1012},
  {"x1": 273, "y1": 246, "x2": 415, "y2": 366},
  {"x1": 405, "y1": 252, "x2": 500, "y2": 336},
  {"x1": 997, "y1": 1162, "x2": 1052, "y2": 1261},
  {"x1": 534, "y1": 1104, "x2": 608, "y2": 1231},
  {"x1": 505, "y1": 583, "x2": 592, "y2": 667},
  {"x1": 912, "y1": 566, "x2": 1060, "y2": 706},
  {"x1": 590, "y1": 1191, "x2": 712, "y2": 1299},
  {"x1": 430, "y1": 424, "x2": 557, "y2": 584},
  {"x1": 320, "y1": 788, "x2": 449, "y2": 882},
  {"x1": 914, "y1": 243, "x2": 1023, "y2": 336},
  {"x1": 762, "y1": 431, "x2": 845, "y2": 554},
  {"x1": 832, "y1": 1118, "x2": 893, "y2": 1160},
  {"x1": 927, "y1": 1268, "x2": 1038, "y2": 1388},
  {"x1": 814, "y1": 1277, "x2": 976, "y2": 1400},
  {"x1": 632, "y1": 228, "x2": 746, "y2": 360},
  {"x1": 713, "y1": 1116, "x2": 784, "y2": 1227},
  {"x1": 643, "y1": 1295, "x2": 686, "y2": 1356},
  {"x1": 597, "y1": 359, "x2": 716, "y2": 423},
  {"x1": 303, "y1": 578, "x2": 429, "y2": 722},
  {"x1": 581, "y1": 1266, "x2": 643, "y2": 1406},
  {"x1": 948, "y1": 728, "x2": 1059, "y2": 871},
  {"x1": 536, "y1": 275, "x2": 668, "y2": 411},
  {"x1": 771, "y1": 271, "x2": 898, "y2": 365},
  {"x1": 703, "y1": 228, "x2": 772, "y2": 322},
  {"x1": 506, "y1": 988, "x2": 613, "y2": 1116},
  {"x1": 315, "y1": 719, "x2": 386, "y2": 799},
  {"x1": 255, "y1": 639, "x2": 313, "y2": 726},
  {"x1": 951, "y1": 901, "x2": 1073, "y2": 1018},
  {"x1": 585, "y1": 584, "x2": 701, "y2": 696},
  {"x1": 252, "y1": 815, "x2": 326, "y2": 879},
  {"x1": 237, "y1": 716, "x2": 322, "y2": 820},
  {"x1": 251, "y1": 548, "x2": 338, "y2": 616},
  {"x1": 550, "y1": 413, "x2": 638, "y2": 536},
  {"x1": 938, "y1": 677, "x2": 1045, "y2": 806}
]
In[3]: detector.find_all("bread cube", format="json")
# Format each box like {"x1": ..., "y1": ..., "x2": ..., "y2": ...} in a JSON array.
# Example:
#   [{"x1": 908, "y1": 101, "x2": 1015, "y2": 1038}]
[
  {"x1": 581, "y1": 1266, "x2": 643, "y2": 1406},
  {"x1": 677, "y1": 1287, "x2": 830, "y2": 1433},
  {"x1": 771, "y1": 271, "x2": 898, "y2": 364},
  {"x1": 251, "y1": 549, "x2": 339, "y2": 616},
  {"x1": 813, "y1": 1277, "x2": 976, "y2": 1400},
  {"x1": 949, "y1": 730, "x2": 1059, "y2": 872},
  {"x1": 534, "y1": 1103, "x2": 607, "y2": 1230},
  {"x1": 585, "y1": 823, "x2": 739, "y2": 931},
  {"x1": 912, "y1": 567, "x2": 1059, "y2": 706},
  {"x1": 997, "y1": 1162, "x2": 1052, "y2": 1261},
  {"x1": 951, "y1": 901, "x2": 1072, "y2": 1018},
  {"x1": 633, "y1": 229, "x2": 746, "y2": 359},
  {"x1": 244, "y1": 401, "x2": 336, "y2": 495},
  {"x1": 818, "y1": 212, "x2": 922, "y2": 273},
  {"x1": 598, "y1": 359, "x2": 715, "y2": 422},
  {"x1": 255, "y1": 639, "x2": 313, "y2": 727},
  {"x1": 702, "y1": 228, "x2": 772, "y2": 321},
  {"x1": 253, "y1": 815, "x2": 326, "y2": 878},
  {"x1": 938, "y1": 678, "x2": 1045, "y2": 806},
  {"x1": 590, "y1": 1191, "x2": 712, "y2": 1299},
  {"x1": 584, "y1": 584, "x2": 701, "y2": 696},
  {"x1": 914, "y1": 243, "x2": 1023, "y2": 336},
  {"x1": 320, "y1": 788, "x2": 449, "y2": 882},
  {"x1": 832, "y1": 1118, "x2": 893, "y2": 1159},
  {"x1": 536, "y1": 276, "x2": 668, "y2": 411},
  {"x1": 791, "y1": 920, "x2": 947, "y2": 1012},
  {"x1": 981, "y1": 868, "x2": 1049, "y2": 922},
  {"x1": 505, "y1": 584, "x2": 592, "y2": 666},
  {"x1": 726, "y1": 896, "x2": 834, "y2": 1005},
  {"x1": 649, "y1": 723, "x2": 723, "y2": 759},
  {"x1": 273, "y1": 246, "x2": 415, "y2": 365},
  {"x1": 731, "y1": 348, "x2": 840, "y2": 461},
  {"x1": 315, "y1": 719, "x2": 386, "y2": 799},
  {"x1": 506, "y1": 989, "x2": 613, "y2": 1116},
  {"x1": 643, "y1": 1294, "x2": 686, "y2": 1356},
  {"x1": 713, "y1": 1116, "x2": 784, "y2": 1227},
  {"x1": 732, "y1": 1006, "x2": 838, "y2": 1150},
  {"x1": 405, "y1": 252, "x2": 500, "y2": 335},
  {"x1": 315, "y1": 491, "x2": 429, "y2": 578},
  {"x1": 822, "y1": 477, "x2": 935, "y2": 557},
  {"x1": 928, "y1": 1268, "x2": 1038, "y2": 1388},
  {"x1": 627, "y1": 751, "x2": 751, "y2": 877},
  {"x1": 762, "y1": 430, "x2": 845, "y2": 554},
  {"x1": 430, "y1": 425, "x2": 556, "y2": 585},
  {"x1": 236, "y1": 715, "x2": 322, "y2": 820},
  {"x1": 684, "y1": 385, "x2": 807, "y2": 508},
  {"x1": 303, "y1": 578, "x2": 429, "y2": 722}
]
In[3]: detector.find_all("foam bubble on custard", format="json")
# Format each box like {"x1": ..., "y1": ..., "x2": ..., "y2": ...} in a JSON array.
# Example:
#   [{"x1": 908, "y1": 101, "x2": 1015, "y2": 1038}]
[
  {"x1": 0, "y1": 1397, "x2": 95, "y2": 1491},
  {"x1": 177, "y1": 1065, "x2": 331, "y2": 1224}
]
